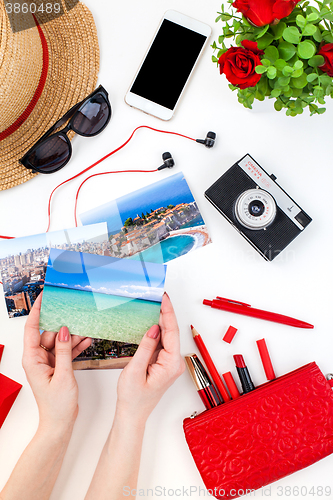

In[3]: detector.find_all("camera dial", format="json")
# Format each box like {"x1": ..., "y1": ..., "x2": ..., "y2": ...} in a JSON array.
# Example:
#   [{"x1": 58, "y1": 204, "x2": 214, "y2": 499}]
[{"x1": 235, "y1": 188, "x2": 277, "y2": 230}]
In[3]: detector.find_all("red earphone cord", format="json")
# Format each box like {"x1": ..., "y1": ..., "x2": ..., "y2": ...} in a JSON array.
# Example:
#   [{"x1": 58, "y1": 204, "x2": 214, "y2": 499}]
[{"x1": 0, "y1": 125, "x2": 196, "y2": 240}]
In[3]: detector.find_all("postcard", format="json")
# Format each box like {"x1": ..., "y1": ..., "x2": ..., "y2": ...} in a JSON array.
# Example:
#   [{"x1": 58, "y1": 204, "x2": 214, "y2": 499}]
[
  {"x1": 80, "y1": 172, "x2": 211, "y2": 264},
  {"x1": 39, "y1": 248, "x2": 166, "y2": 345},
  {"x1": 0, "y1": 223, "x2": 108, "y2": 318},
  {"x1": 72, "y1": 338, "x2": 138, "y2": 370}
]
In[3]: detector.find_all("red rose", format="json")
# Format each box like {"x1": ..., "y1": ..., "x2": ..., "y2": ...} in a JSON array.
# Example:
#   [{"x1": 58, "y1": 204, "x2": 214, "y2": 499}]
[
  {"x1": 218, "y1": 40, "x2": 264, "y2": 89},
  {"x1": 232, "y1": 0, "x2": 298, "y2": 27},
  {"x1": 318, "y1": 43, "x2": 333, "y2": 77}
]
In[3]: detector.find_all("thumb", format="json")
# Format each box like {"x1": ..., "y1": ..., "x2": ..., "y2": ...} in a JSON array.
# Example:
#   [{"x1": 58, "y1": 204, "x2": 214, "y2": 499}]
[
  {"x1": 54, "y1": 326, "x2": 74, "y2": 378},
  {"x1": 130, "y1": 325, "x2": 160, "y2": 374}
]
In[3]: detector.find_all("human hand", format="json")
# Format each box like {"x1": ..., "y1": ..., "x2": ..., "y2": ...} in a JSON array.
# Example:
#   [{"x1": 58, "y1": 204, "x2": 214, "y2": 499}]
[
  {"x1": 115, "y1": 292, "x2": 185, "y2": 425},
  {"x1": 22, "y1": 293, "x2": 92, "y2": 433}
]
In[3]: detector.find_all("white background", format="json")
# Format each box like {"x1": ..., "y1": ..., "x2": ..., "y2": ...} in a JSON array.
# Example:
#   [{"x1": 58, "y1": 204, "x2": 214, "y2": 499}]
[{"x1": 1, "y1": 0, "x2": 333, "y2": 499}]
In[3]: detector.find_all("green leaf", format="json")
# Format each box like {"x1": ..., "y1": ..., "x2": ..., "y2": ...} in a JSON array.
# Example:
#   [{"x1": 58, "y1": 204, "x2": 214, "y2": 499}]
[
  {"x1": 296, "y1": 15, "x2": 306, "y2": 28},
  {"x1": 212, "y1": 55, "x2": 219, "y2": 63},
  {"x1": 257, "y1": 76, "x2": 268, "y2": 95},
  {"x1": 279, "y1": 41, "x2": 297, "y2": 60},
  {"x1": 255, "y1": 24, "x2": 270, "y2": 39},
  {"x1": 256, "y1": 33, "x2": 274, "y2": 50},
  {"x1": 267, "y1": 66, "x2": 277, "y2": 79},
  {"x1": 308, "y1": 55, "x2": 325, "y2": 67},
  {"x1": 292, "y1": 68, "x2": 303, "y2": 78},
  {"x1": 282, "y1": 65, "x2": 294, "y2": 76},
  {"x1": 278, "y1": 76, "x2": 290, "y2": 86},
  {"x1": 264, "y1": 46, "x2": 279, "y2": 63},
  {"x1": 317, "y1": 107, "x2": 326, "y2": 114},
  {"x1": 261, "y1": 59, "x2": 271, "y2": 67},
  {"x1": 302, "y1": 24, "x2": 317, "y2": 36},
  {"x1": 313, "y1": 27, "x2": 323, "y2": 43},
  {"x1": 221, "y1": 13, "x2": 233, "y2": 21},
  {"x1": 271, "y1": 88, "x2": 282, "y2": 97},
  {"x1": 323, "y1": 13, "x2": 333, "y2": 21},
  {"x1": 306, "y1": 73, "x2": 318, "y2": 82},
  {"x1": 297, "y1": 41, "x2": 316, "y2": 59},
  {"x1": 306, "y1": 12, "x2": 319, "y2": 22},
  {"x1": 271, "y1": 22, "x2": 286, "y2": 40},
  {"x1": 283, "y1": 26, "x2": 301, "y2": 44},
  {"x1": 294, "y1": 60, "x2": 303, "y2": 70},
  {"x1": 255, "y1": 65, "x2": 268, "y2": 74},
  {"x1": 275, "y1": 59, "x2": 287, "y2": 71},
  {"x1": 291, "y1": 72, "x2": 309, "y2": 88},
  {"x1": 274, "y1": 99, "x2": 283, "y2": 111}
]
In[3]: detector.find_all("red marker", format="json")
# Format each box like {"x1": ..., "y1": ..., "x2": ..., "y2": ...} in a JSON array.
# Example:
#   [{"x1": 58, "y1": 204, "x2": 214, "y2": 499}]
[
  {"x1": 256, "y1": 338, "x2": 276, "y2": 380},
  {"x1": 203, "y1": 297, "x2": 314, "y2": 329},
  {"x1": 185, "y1": 354, "x2": 221, "y2": 410},
  {"x1": 222, "y1": 371, "x2": 240, "y2": 399},
  {"x1": 191, "y1": 326, "x2": 230, "y2": 403}
]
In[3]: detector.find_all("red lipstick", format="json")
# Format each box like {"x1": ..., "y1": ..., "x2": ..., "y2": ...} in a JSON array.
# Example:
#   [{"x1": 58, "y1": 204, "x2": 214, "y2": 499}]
[
  {"x1": 185, "y1": 354, "x2": 221, "y2": 410},
  {"x1": 233, "y1": 354, "x2": 255, "y2": 394}
]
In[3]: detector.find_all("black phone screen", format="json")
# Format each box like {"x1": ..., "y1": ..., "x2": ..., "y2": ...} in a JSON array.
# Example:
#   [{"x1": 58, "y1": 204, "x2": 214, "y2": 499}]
[{"x1": 130, "y1": 19, "x2": 207, "y2": 110}]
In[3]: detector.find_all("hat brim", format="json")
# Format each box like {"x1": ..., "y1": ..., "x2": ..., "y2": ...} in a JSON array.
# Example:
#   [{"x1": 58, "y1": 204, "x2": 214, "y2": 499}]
[{"x1": 0, "y1": 1, "x2": 99, "y2": 190}]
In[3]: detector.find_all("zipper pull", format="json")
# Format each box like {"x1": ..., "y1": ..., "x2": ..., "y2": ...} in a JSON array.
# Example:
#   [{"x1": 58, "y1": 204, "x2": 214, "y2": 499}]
[
  {"x1": 190, "y1": 411, "x2": 198, "y2": 419},
  {"x1": 326, "y1": 373, "x2": 333, "y2": 387}
]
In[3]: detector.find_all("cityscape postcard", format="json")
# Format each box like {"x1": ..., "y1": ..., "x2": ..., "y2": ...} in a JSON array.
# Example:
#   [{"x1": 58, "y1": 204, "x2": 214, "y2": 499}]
[
  {"x1": 39, "y1": 248, "x2": 166, "y2": 347},
  {"x1": 80, "y1": 172, "x2": 212, "y2": 264},
  {"x1": 0, "y1": 223, "x2": 108, "y2": 318}
]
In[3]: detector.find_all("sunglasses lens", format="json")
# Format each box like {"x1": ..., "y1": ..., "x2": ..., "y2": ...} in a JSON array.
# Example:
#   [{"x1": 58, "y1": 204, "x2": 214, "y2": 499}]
[
  {"x1": 26, "y1": 135, "x2": 70, "y2": 172},
  {"x1": 72, "y1": 94, "x2": 110, "y2": 136}
]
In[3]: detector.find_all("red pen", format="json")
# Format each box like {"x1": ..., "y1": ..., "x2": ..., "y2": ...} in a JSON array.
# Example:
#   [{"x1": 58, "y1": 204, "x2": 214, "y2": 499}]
[{"x1": 203, "y1": 296, "x2": 314, "y2": 329}]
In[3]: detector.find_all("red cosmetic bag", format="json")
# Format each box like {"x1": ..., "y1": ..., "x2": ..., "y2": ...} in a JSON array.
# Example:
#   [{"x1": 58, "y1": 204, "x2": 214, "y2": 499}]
[{"x1": 183, "y1": 362, "x2": 333, "y2": 499}]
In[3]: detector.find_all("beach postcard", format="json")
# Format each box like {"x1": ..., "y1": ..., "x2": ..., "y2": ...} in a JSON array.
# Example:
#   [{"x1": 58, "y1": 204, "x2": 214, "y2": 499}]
[
  {"x1": 80, "y1": 172, "x2": 211, "y2": 264},
  {"x1": 39, "y1": 248, "x2": 166, "y2": 346},
  {"x1": 0, "y1": 223, "x2": 109, "y2": 318}
]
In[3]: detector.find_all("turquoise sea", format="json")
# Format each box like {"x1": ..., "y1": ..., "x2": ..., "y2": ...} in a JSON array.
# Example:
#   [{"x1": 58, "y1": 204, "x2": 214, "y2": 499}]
[
  {"x1": 130, "y1": 234, "x2": 195, "y2": 264},
  {"x1": 39, "y1": 285, "x2": 161, "y2": 343}
]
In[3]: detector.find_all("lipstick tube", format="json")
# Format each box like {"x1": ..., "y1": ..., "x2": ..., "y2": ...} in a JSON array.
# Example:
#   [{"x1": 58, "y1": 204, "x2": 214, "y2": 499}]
[
  {"x1": 185, "y1": 354, "x2": 221, "y2": 410},
  {"x1": 234, "y1": 354, "x2": 256, "y2": 394}
]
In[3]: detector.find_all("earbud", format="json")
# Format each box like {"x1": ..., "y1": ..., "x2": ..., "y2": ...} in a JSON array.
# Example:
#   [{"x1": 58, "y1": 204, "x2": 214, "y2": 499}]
[
  {"x1": 158, "y1": 152, "x2": 175, "y2": 170},
  {"x1": 196, "y1": 131, "x2": 216, "y2": 148}
]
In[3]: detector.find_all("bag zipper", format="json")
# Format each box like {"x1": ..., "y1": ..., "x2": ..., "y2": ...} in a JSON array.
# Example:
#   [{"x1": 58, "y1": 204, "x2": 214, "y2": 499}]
[{"x1": 185, "y1": 362, "x2": 321, "y2": 424}]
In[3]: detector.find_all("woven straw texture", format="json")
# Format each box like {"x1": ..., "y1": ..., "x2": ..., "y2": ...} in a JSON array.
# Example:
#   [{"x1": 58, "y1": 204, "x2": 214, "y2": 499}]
[{"x1": 0, "y1": 0, "x2": 100, "y2": 190}]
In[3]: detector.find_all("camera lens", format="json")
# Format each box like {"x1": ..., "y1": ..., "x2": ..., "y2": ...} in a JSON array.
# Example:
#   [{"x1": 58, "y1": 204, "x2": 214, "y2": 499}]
[
  {"x1": 235, "y1": 189, "x2": 276, "y2": 230},
  {"x1": 248, "y1": 200, "x2": 265, "y2": 217}
]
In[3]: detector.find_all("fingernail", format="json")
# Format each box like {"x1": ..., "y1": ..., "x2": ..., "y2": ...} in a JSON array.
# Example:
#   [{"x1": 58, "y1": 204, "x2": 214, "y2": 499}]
[
  {"x1": 147, "y1": 324, "x2": 160, "y2": 339},
  {"x1": 59, "y1": 326, "x2": 70, "y2": 342},
  {"x1": 164, "y1": 291, "x2": 170, "y2": 299}
]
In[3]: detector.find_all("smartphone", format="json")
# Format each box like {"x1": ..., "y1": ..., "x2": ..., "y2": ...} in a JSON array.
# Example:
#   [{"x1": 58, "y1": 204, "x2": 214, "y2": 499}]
[{"x1": 125, "y1": 10, "x2": 211, "y2": 120}]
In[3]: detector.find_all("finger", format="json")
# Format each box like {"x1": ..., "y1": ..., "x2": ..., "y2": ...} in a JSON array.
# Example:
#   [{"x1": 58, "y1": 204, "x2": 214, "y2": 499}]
[
  {"x1": 127, "y1": 325, "x2": 160, "y2": 376},
  {"x1": 159, "y1": 293, "x2": 180, "y2": 354},
  {"x1": 24, "y1": 293, "x2": 44, "y2": 352},
  {"x1": 71, "y1": 337, "x2": 92, "y2": 360},
  {"x1": 53, "y1": 326, "x2": 75, "y2": 378},
  {"x1": 40, "y1": 331, "x2": 57, "y2": 350}
]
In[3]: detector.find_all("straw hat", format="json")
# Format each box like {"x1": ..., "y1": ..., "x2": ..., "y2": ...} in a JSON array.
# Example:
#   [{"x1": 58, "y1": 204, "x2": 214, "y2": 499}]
[{"x1": 0, "y1": 0, "x2": 100, "y2": 190}]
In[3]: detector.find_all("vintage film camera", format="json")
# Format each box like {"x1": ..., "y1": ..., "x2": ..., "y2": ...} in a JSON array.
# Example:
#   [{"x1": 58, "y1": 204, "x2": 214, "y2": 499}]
[{"x1": 205, "y1": 154, "x2": 312, "y2": 261}]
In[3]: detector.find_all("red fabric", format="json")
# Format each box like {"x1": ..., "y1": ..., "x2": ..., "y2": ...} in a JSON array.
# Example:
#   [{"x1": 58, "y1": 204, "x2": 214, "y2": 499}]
[
  {"x1": 219, "y1": 41, "x2": 264, "y2": 89},
  {"x1": 0, "y1": 15, "x2": 49, "y2": 141},
  {"x1": 0, "y1": 374, "x2": 22, "y2": 428},
  {"x1": 0, "y1": 345, "x2": 4, "y2": 363},
  {"x1": 184, "y1": 363, "x2": 333, "y2": 499},
  {"x1": 232, "y1": 0, "x2": 298, "y2": 27}
]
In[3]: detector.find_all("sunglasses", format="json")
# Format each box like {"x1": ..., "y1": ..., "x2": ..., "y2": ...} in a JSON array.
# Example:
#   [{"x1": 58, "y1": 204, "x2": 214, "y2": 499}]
[{"x1": 20, "y1": 85, "x2": 112, "y2": 174}]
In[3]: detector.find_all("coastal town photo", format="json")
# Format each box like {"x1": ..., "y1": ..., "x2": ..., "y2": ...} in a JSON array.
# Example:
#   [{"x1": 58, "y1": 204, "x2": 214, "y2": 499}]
[
  {"x1": 0, "y1": 223, "x2": 108, "y2": 318},
  {"x1": 80, "y1": 172, "x2": 211, "y2": 264}
]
